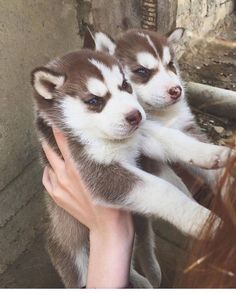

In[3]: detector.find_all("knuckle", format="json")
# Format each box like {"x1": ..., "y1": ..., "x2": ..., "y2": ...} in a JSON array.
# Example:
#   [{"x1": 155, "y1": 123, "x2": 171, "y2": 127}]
[
  {"x1": 56, "y1": 170, "x2": 68, "y2": 186},
  {"x1": 60, "y1": 175, "x2": 69, "y2": 188},
  {"x1": 65, "y1": 163, "x2": 74, "y2": 178},
  {"x1": 51, "y1": 188, "x2": 63, "y2": 204}
]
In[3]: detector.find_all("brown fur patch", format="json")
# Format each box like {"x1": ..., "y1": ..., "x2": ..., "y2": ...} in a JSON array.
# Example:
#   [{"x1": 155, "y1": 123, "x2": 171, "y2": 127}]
[
  {"x1": 116, "y1": 29, "x2": 167, "y2": 63},
  {"x1": 115, "y1": 29, "x2": 169, "y2": 85},
  {"x1": 32, "y1": 50, "x2": 121, "y2": 113}
]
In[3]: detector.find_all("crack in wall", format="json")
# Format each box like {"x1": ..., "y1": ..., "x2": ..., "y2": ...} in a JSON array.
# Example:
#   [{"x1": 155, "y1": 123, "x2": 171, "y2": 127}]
[{"x1": 0, "y1": 157, "x2": 39, "y2": 195}]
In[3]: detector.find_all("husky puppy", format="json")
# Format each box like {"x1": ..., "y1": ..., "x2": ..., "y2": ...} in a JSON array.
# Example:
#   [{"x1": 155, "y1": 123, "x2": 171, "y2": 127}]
[
  {"x1": 83, "y1": 29, "x2": 236, "y2": 285},
  {"x1": 90, "y1": 28, "x2": 229, "y2": 197},
  {"x1": 31, "y1": 49, "x2": 230, "y2": 288}
]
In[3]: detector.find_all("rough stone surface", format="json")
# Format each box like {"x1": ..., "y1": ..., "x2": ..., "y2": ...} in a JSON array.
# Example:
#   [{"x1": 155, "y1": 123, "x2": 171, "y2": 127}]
[
  {"x1": 176, "y1": 0, "x2": 234, "y2": 36},
  {"x1": 156, "y1": 0, "x2": 178, "y2": 34},
  {"x1": 91, "y1": 0, "x2": 142, "y2": 35}
]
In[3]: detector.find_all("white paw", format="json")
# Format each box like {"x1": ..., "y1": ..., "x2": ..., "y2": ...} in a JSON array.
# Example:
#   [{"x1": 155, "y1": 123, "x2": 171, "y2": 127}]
[{"x1": 189, "y1": 145, "x2": 233, "y2": 169}]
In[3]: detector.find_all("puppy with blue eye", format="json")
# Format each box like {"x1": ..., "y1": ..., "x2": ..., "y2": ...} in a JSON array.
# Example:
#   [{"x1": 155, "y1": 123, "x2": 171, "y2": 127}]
[
  {"x1": 31, "y1": 46, "x2": 232, "y2": 288},
  {"x1": 87, "y1": 28, "x2": 234, "y2": 201},
  {"x1": 82, "y1": 28, "x2": 236, "y2": 285}
]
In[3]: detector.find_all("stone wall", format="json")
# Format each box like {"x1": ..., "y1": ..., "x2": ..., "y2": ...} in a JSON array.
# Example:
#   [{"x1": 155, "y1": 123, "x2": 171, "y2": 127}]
[{"x1": 176, "y1": 0, "x2": 234, "y2": 35}]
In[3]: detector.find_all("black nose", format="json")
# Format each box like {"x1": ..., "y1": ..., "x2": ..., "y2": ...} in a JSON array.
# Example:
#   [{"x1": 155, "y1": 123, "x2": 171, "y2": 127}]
[
  {"x1": 125, "y1": 110, "x2": 142, "y2": 126},
  {"x1": 168, "y1": 86, "x2": 182, "y2": 100}
]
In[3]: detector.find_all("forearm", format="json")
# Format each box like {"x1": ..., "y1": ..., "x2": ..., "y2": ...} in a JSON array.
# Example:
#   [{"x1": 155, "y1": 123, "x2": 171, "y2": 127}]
[{"x1": 86, "y1": 229, "x2": 134, "y2": 288}]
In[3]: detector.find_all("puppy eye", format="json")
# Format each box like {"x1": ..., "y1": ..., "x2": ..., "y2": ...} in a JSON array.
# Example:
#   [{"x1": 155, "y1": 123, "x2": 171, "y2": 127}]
[
  {"x1": 134, "y1": 67, "x2": 149, "y2": 77},
  {"x1": 122, "y1": 79, "x2": 129, "y2": 89},
  {"x1": 121, "y1": 79, "x2": 132, "y2": 93},
  {"x1": 168, "y1": 61, "x2": 176, "y2": 71},
  {"x1": 86, "y1": 96, "x2": 100, "y2": 106}
]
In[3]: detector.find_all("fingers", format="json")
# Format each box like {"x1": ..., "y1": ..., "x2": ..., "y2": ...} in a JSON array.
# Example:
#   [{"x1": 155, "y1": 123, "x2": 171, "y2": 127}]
[
  {"x1": 43, "y1": 166, "x2": 70, "y2": 206},
  {"x1": 42, "y1": 166, "x2": 54, "y2": 196},
  {"x1": 52, "y1": 128, "x2": 73, "y2": 163},
  {"x1": 42, "y1": 141, "x2": 65, "y2": 173},
  {"x1": 42, "y1": 166, "x2": 87, "y2": 226}
]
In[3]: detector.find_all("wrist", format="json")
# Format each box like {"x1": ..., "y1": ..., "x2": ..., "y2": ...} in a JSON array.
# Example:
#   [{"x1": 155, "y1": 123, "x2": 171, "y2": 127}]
[
  {"x1": 89, "y1": 223, "x2": 134, "y2": 250},
  {"x1": 87, "y1": 228, "x2": 134, "y2": 288},
  {"x1": 90, "y1": 215, "x2": 134, "y2": 246}
]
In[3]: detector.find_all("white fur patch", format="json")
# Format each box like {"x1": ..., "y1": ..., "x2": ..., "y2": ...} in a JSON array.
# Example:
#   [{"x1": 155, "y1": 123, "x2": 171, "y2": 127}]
[
  {"x1": 33, "y1": 71, "x2": 65, "y2": 99},
  {"x1": 163, "y1": 47, "x2": 171, "y2": 65},
  {"x1": 89, "y1": 59, "x2": 123, "y2": 87},
  {"x1": 87, "y1": 78, "x2": 107, "y2": 97},
  {"x1": 94, "y1": 32, "x2": 116, "y2": 55},
  {"x1": 75, "y1": 247, "x2": 88, "y2": 287},
  {"x1": 137, "y1": 32, "x2": 158, "y2": 56},
  {"x1": 137, "y1": 52, "x2": 158, "y2": 69},
  {"x1": 61, "y1": 96, "x2": 86, "y2": 136}
]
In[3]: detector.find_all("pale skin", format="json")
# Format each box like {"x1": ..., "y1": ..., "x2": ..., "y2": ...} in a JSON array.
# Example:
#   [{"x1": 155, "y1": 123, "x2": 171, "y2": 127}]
[{"x1": 42, "y1": 129, "x2": 133, "y2": 288}]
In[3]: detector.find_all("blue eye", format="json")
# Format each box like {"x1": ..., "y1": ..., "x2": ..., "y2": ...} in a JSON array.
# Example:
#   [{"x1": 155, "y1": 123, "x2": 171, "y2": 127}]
[
  {"x1": 134, "y1": 67, "x2": 148, "y2": 76},
  {"x1": 87, "y1": 97, "x2": 99, "y2": 105}
]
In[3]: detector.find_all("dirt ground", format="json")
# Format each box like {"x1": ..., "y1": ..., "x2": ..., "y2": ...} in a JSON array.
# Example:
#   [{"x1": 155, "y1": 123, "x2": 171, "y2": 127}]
[{"x1": 179, "y1": 14, "x2": 236, "y2": 146}]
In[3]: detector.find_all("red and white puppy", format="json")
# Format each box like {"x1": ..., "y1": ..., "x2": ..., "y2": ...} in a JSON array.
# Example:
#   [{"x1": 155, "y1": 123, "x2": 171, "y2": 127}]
[
  {"x1": 91, "y1": 28, "x2": 232, "y2": 194},
  {"x1": 31, "y1": 48, "x2": 226, "y2": 288}
]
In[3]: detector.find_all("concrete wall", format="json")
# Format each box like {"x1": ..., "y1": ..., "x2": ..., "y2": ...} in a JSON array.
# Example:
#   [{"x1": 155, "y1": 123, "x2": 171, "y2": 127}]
[
  {"x1": 77, "y1": 0, "x2": 142, "y2": 35},
  {"x1": 176, "y1": 0, "x2": 234, "y2": 35},
  {"x1": 0, "y1": 0, "x2": 82, "y2": 277}
]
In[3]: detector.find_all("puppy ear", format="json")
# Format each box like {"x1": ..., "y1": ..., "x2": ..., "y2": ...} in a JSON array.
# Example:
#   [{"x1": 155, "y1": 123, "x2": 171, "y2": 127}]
[
  {"x1": 83, "y1": 26, "x2": 96, "y2": 50},
  {"x1": 94, "y1": 32, "x2": 116, "y2": 55},
  {"x1": 167, "y1": 27, "x2": 185, "y2": 44},
  {"x1": 31, "y1": 67, "x2": 66, "y2": 100}
]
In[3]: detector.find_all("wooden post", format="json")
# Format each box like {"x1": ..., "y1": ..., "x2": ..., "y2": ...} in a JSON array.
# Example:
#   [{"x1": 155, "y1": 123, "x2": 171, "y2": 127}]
[{"x1": 156, "y1": 0, "x2": 178, "y2": 34}]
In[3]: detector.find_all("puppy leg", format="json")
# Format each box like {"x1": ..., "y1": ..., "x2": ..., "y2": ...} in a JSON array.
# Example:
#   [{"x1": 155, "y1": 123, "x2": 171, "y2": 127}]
[
  {"x1": 47, "y1": 236, "x2": 85, "y2": 288},
  {"x1": 134, "y1": 216, "x2": 162, "y2": 288},
  {"x1": 109, "y1": 164, "x2": 219, "y2": 238},
  {"x1": 142, "y1": 121, "x2": 233, "y2": 169},
  {"x1": 130, "y1": 267, "x2": 153, "y2": 288},
  {"x1": 159, "y1": 165, "x2": 192, "y2": 198}
]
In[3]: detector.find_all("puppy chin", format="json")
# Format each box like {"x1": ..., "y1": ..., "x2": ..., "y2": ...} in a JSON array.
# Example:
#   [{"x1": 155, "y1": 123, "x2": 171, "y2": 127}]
[
  {"x1": 151, "y1": 97, "x2": 182, "y2": 109},
  {"x1": 108, "y1": 126, "x2": 139, "y2": 141}
]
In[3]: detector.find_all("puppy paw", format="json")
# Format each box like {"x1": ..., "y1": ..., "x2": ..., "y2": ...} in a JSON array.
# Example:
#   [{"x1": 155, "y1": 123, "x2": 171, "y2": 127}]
[{"x1": 189, "y1": 145, "x2": 232, "y2": 169}]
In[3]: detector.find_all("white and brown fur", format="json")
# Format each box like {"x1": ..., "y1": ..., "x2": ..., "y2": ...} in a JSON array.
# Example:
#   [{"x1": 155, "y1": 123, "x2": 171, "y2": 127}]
[
  {"x1": 91, "y1": 28, "x2": 232, "y2": 201},
  {"x1": 83, "y1": 29, "x2": 236, "y2": 285},
  {"x1": 31, "y1": 49, "x2": 230, "y2": 288}
]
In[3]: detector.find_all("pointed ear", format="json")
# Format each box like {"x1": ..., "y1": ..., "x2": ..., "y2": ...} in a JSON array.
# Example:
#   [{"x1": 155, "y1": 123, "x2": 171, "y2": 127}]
[
  {"x1": 31, "y1": 67, "x2": 66, "y2": 99},
  {"x1": 83, "y1": 26, "x2": 96, "y2": 50},
  {"x1": 167, "y1": 27, "x2": 185, "y2": 44},
  {"x1": 94, "y1": 32, "x2": 116, "y2": 55}
]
